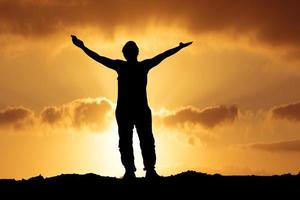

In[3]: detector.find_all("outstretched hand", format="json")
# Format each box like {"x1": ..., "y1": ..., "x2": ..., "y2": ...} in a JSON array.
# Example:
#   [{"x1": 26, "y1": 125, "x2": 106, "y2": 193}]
[
  {"x1": 71, "y1": 35, "x2": 84, "y2": 48},
  {"x1": 179, "y1": 41, "x2": 193, "y2": 48}
]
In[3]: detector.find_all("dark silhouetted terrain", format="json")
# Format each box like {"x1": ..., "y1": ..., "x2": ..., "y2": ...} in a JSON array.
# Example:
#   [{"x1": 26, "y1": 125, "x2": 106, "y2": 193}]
[{"x1": 0, "y1": 171, "x2": 299, "y2": 198}]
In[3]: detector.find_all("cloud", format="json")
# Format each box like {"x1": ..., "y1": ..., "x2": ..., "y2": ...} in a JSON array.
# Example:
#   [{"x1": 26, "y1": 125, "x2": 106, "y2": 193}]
[
  {"x1": 244, "y1": 139, "x2": 300, "y2": 152},
  {"x1": 71, "y1": 98, "x2": 113, "y2": 131},
  {"x1": 0, "y1": 106, "x2": 34, "y2": 129},
  {"x1": 272, "y1": 102, "x2": 300, "y2": 122},
  {"x1": 0, "y1": 97, "x2": 114, "y2": 133},
  {"x1": 161, "y1": 105, "x2": 238, "y2": 129},
  {"x1": 0, "y1": 98, "x2": 237, "y2": 135},
  {"x1": 40, "y1": 98, "x2": 114, "y2": 132},
  {"x1": 1, "y1": 0, "x2": 300, "y2": 50},
  {"x1": 40, "y1": 106, "x2": 66, "y2": 125}
]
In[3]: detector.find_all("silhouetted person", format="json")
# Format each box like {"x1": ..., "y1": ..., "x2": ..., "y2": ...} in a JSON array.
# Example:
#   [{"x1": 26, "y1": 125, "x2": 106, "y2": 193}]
[{"x1": 72, "y1": 35, "x2": 192, "y2": 179}]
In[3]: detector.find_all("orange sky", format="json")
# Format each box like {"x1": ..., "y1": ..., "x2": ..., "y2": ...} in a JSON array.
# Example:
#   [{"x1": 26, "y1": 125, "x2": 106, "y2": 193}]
[{"x1": 1, "y1": 0, "x2": 300, "y2": 179}]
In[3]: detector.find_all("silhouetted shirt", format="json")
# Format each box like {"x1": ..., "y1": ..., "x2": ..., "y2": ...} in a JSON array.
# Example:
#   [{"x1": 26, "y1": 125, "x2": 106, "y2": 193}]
[{"x1": 109, "y1": 60, "x2": 156, "y2": 110}]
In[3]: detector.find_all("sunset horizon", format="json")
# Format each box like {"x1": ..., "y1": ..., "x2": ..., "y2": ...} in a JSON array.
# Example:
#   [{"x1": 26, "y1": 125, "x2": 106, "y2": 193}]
[{"x1": 1, "y1": 0, "x2": 300, "y2": 179}]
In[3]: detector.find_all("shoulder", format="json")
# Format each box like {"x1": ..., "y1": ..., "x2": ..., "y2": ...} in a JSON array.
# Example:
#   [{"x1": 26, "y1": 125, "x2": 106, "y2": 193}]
[
  {"x1": 112, "y1": 59, "x2": 126, "y2": 72},
  {"x1": 140, "y1": 59, "x2": 153, "y2": 67},
  {"x1": 140, "y1": 59, "x2": 156, "y2": 71},
  {"x1": 114, "y1": 59, "x2": 126, "y2": 65},
  {"x1": 140, "y1": 59, "x2": 151, "y2": 64}
]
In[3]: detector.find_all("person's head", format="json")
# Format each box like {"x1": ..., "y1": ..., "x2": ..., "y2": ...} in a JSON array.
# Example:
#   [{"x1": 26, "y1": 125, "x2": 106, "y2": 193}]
[{"x1": 122, "y1": 41, "x2": 139, "y2": 62}]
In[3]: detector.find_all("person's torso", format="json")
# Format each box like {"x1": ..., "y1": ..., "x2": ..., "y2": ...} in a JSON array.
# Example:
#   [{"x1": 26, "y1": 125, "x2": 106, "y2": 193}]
[{"x1": 116, "y1": 61, "x2": 149, "y2": 109}]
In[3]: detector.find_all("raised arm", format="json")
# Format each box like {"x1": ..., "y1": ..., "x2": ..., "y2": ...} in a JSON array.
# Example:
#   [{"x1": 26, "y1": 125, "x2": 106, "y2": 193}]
[
  {"x1": 71, "y1": 35, "x2": 119, "y2": 71},
  {"x1": 143, "y1": 42, "x2": 192, "y2": 70}
]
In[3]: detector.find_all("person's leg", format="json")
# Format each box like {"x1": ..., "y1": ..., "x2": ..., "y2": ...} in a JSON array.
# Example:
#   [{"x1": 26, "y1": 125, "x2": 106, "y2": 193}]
[
  {"x1": 116, "y1": 110, "x2": 136, "y2": 175},
  {"x1": 135, "y1": 107, "x2": 156, "y2": 172}
]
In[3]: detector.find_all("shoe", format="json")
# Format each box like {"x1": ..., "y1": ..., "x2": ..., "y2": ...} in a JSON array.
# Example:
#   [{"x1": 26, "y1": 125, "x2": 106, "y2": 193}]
[
  {"x1": 145, "y1": 169, "x2": 160, "y2": 180},
  {"x1": 122, "y1": 171, "x2": 136, "y2": 180}
]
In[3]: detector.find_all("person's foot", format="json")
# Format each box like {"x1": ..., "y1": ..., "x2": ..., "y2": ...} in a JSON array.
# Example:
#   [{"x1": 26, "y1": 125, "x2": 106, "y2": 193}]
[
  {"x1": 122, "y1": 171, "x2": 136, "y2": 180},
  {"x1": 145, "y1": 169, "x2": 160, "y2": 180}
]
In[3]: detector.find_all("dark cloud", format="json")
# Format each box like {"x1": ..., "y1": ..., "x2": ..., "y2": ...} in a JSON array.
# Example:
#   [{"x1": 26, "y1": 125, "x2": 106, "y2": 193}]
[
  {"x1": 162, "y1": 105, "x2": 238, "y2": 129},
  {"x1": 272, "y1": 102, "x2": 300, "y2": 122},
  {"x1": 40, "y1": 98, "x2": 113, "y2": 132},
  {"x1": 0, "y1": 106, "x2": 34, "y2": 129},
  {"x1": 245, "y1": 139, "x2": 300, "y2": 152},
  {"x1": 0, "y1": 0, "x2": 300, "y2": 49}
]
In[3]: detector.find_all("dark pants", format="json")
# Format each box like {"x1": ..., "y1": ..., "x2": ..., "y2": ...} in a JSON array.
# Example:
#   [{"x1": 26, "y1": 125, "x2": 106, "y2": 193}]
[{"x1": 116, "y1": 106, "x2": 156, "y2": 172}]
